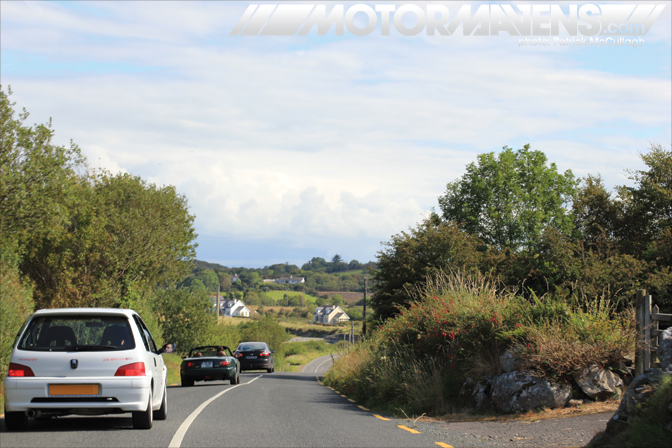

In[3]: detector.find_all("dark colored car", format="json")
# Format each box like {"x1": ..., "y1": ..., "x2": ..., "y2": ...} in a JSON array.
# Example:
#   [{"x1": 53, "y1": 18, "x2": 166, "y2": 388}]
[
  {"x1": 180, "y1": 346, "x2": 240, "y2": 386},
  {"x1": 234, "y1": 342, "x2": 275, "y2": 373}
]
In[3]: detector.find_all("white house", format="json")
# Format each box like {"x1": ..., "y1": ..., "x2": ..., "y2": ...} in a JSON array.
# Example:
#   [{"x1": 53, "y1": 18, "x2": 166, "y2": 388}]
[
  {"x1": 313, "y1": 305, "x2": 350, "y2": 324},
  {"x1": 220, "y1": 299, "x2": 250, "y2": 317},
  {"x1": 275, "y1": 275, "x2": 305, "y2": 284}
]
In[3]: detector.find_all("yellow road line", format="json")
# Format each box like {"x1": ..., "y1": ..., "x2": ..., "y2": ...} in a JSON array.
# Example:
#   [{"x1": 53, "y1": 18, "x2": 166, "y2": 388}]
[
  {"x1": 397, "y1": 425, "x2": 421, "y2": 434},
  {"x1": 358, "y1": 405, "x2": 370, "y2": 411},
  {"x1": 374, "y1": 414, "x2": 390, "y2": 421},
  {"x1": 340, "y1": 394, "x2": 347, "y2": 398},
  {"x1": 347, "y1": 399, "x2": 356, "y2": 402},
  {"x1": 435, "y1": 443, "x2": 454, "y2": 448}
]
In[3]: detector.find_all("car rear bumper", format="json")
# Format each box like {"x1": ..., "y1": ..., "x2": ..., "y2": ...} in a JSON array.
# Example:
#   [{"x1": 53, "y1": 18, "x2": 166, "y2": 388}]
[
  {"x1": 3, "y1": 376, "x2": 151, "y2": 413},
  {"x1": 239, "y1": 358, "x2": 273, "y2": 370},
  {"x1": 181, "y1": 366, "x2": 237, "y2": 380}
]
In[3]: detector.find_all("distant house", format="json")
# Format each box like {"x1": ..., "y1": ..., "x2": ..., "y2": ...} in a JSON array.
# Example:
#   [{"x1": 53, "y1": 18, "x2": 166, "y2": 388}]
[
  {"x1": 231, "y1": 274, "x2": 240, "y2": 282},
  {"x1": 275, "y1": 275, "x2": 305, "y2": 284},
  {"x1": 313, "y1": 305, "x2": 350, "y2": 324},
  {"x1": 220, "y1": 299, "x2": 250, "y2": 318},
  {"x1": 262, "y1": 279, "x2": 275, "y2": 283}
]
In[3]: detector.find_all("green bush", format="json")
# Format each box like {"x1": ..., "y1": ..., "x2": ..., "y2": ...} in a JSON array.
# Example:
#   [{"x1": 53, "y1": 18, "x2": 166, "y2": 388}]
[
  {"x1": 152, "y1": 287, "x2": 216, "y2": 355},
  {"x1": 324, "y1": 271, "x2": 636, "y2": 416},
  {"x1": 0, "y1": 258, "x2": 35, "y2": 381}
]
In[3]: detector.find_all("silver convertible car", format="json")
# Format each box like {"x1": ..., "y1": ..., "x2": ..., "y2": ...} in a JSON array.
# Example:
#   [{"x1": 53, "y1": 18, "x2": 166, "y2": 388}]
[{"x1": 3, "y1": 308, "x2": 174, "y2": 430}]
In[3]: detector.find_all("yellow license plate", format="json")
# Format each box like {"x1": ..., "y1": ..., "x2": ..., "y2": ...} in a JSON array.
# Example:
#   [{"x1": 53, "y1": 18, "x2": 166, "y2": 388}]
[{"x1": 49, "y1": 384, "x2": 100, "y2": 396}]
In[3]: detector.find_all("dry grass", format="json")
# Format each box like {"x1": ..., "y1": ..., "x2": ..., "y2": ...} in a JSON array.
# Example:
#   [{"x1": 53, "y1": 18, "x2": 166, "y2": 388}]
[{"x1": 420, "y1": 399, "x2": 619, "y2": 423}]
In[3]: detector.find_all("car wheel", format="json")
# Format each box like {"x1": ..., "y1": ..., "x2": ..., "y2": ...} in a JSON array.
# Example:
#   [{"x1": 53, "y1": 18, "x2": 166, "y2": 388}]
[
  {"x1": 267, "y1": 367, "x2": 273, "y2": 373},
  {"x1": 4, "y1": 406, "x2": 28, "y2": 431},
  {"x1": 181, "y1": 376, "x2": 194, "y2": 387},
  {"x1": 132, "y1": 390, "x2": 153, "y2": 429},
  {"x1": 153, "y1": 385, "x2": 168, "y2": 420}
]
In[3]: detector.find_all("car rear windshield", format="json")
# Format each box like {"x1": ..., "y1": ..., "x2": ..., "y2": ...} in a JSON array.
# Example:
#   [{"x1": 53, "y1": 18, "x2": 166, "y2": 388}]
[
  {"x1": 18, "y1": 316, "x2": 136, "y2": 351},
  {"x1": 237, "y1": 343, "x2": 266, "y2": 351}
]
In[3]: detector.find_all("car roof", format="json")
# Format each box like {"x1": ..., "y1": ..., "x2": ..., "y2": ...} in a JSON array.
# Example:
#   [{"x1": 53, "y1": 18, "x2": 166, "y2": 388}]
[{"x1": 31, "y1": 308, "x2": 137, "y2": 317}]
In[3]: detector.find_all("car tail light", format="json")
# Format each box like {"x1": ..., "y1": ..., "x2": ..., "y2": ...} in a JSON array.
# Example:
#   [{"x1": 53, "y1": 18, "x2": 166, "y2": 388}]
[
  {"x1": 219, "y1": 360, "x2": 231, "y2": 366},
  {"x1": 114, "y1": 362, "x2": 146, "y2": 376},
  {"x1": 260, "y1": 351, "x2": 270, "y2": 357},
  {"x1": 187, "y1": 362, "x2": 195, "y2": 367},
  {"x1": 234, "y1": 352, "x2": 242, "y2": 358},
  {"x1": 8, "y1": 362, "x2": 35, "y2": 377}
]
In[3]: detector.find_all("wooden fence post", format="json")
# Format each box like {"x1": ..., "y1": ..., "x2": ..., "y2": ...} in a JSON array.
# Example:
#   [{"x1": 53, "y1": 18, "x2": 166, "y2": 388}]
[
  {"x1": 644, "y1": 294, "x2": 652, "y2": 370},
  {"x1": 652, "y1": 304, "x2": 660, "y2": 368},
  {"x1": 634, "y1": 289, "x2": 646, "y2": 376}
]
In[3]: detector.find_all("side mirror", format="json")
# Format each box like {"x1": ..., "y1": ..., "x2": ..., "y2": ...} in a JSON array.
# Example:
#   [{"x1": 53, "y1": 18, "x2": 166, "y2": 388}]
[{"x1": 159, "y1": 343, "x2": 176, "y2": 354}]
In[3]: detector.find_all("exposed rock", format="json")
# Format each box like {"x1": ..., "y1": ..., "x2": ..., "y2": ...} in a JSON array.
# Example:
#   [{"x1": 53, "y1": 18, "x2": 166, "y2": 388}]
[
  {"x1": 500, "y1": 350, "x2": 521, "y2": 373},
  {"x1": 574, "y1": 364, "x2": 624, "y2": 401},
  {"x1": 568, "y1": 399, "x2": 584, "y2": 407},
  {"x1": 458, "y1": 376, "x2": 494, "y2": 410},
  {"x1": 606, "y1": 368, "x2": 668, "y2": 435},
  {"x1": 491, "y1": 371, "x2": 572, "y2": 414},
  {"x1": 657, "y1": 327, "x2": 672, "y2": 370}
]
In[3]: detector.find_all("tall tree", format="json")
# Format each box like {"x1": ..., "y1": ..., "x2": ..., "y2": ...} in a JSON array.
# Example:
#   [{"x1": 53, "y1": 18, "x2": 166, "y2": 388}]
[
  {"x1": 371, "y1": 217, "x2": 482, "y2": 320},
  {"x1": 438, "y1": 145, "x2": 578, "y2": 252}
]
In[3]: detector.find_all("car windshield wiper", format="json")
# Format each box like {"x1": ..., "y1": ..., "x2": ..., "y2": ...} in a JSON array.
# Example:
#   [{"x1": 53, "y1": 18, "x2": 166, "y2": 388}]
[{"x1": 73, "y1": 345, "x2": 120, "y2": 351}]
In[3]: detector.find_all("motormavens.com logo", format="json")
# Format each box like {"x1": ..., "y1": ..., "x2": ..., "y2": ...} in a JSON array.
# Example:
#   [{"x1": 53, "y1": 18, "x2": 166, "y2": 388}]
[{"x1": 230, "y1": 3, "x2": 666, "y2": 37}]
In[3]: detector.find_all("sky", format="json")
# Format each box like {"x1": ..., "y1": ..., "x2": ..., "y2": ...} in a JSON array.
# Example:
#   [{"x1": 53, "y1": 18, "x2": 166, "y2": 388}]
[{"x1": 1, "y1": 1, "x2": 670, "y2": 268}]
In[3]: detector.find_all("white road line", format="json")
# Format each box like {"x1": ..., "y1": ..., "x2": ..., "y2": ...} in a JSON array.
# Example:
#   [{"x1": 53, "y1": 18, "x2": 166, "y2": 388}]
[
  {"x1": 169, "y1": 376, "x2": 263, "y2": 448},
  {"x1": 314, "y1": 357, "x2": 333, "y2": 374}
]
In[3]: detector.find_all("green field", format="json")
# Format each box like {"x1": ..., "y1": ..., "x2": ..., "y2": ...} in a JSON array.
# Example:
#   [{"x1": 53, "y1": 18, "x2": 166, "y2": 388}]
[{"x1": 264, "y1": 290, "x2": 320, "y2": 305}]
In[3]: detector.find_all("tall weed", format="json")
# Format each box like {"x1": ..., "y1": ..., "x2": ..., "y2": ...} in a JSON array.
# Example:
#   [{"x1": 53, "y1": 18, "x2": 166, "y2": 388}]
[{"x1": 325, "y1": 270, "x2": 636, "y2": 416}]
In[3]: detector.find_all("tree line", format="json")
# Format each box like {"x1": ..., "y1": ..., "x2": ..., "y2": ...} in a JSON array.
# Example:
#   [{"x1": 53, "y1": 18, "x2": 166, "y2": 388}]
[
  {"x1": 1, "y1": 87, "x2": 218, "y2": 376},
  {"x1": 371, "y1": 144, "x2": 672, "y2": 320}
]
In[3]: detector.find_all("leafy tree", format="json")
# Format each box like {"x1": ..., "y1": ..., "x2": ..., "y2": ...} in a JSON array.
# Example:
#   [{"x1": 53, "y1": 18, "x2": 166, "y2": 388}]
[
  {"x1": 371, "y1": 218, "x2": 482, "y2": 320},
  {"x1": 238, "y1": 316, "x2": 290, "y2": 352},
  {"x1": 0, "y1": 257, "x2": 34, "y2": 381},
  {"x1": 617, "y1": 144, "x2": 672, "y2": 257},
  {"x1": 438, "y1": 145, "x2": 578, "y2": 251},
  {"x1": 331, "y1": 254, "x2": 343, "y2": 264},
  {"x1": 0, "y1": 87, "x2": 85, "y2": 250},
  {"x1": 152, "y1": 287, "x2": 216, "y2": 354},
  {"x1": 217, "y1": 271, "x2": 232, "y2": 289},
  {"x1": 331, "y1": 294, "x2": 344, "y2": 307}
]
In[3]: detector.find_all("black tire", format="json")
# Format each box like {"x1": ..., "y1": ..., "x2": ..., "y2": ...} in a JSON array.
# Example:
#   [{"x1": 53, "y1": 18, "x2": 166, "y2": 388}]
[
  {"x1": 181, "y1": 376, "x2": 194, "y2": 387},
  {"x1": 153, "y1": 385, "x2": 167, "y2": 420},
  {"x1": 232, "y1": 372, "x2": 239, "y2": 384},
  {"x1": 4, "y1": 406, "x2": 28, "y2": 431},
  {"x1": 132, "y1": 391, "x2": 153, "y2": 429},
  {"x1": 267, "y1": 367, "x2": 273, "y2": 373}
]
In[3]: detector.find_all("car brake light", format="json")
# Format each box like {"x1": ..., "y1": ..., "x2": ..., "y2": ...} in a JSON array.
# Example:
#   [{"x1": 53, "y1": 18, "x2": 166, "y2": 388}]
[
  {"x1": 234, "y1": 353, "x2": 242, "y2": 358},
  {"x1": 187, "y1": 362, "x2": 195, "y2": 367},
  {"x1": 114, "y1": 362, "x2": 146, "y2": 376},
  {"x1": 219, "y1": 360, "x2": 231, "y2": 366},
  {"x1": 8, "y1": 362, "x2": 35, "y2": 377},
  {"x1": 260, "y1": 351, "x2": 270, "y2": 357}
]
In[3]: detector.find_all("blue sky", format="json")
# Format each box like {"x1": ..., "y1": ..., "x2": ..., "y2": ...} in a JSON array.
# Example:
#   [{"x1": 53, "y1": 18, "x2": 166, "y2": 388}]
[{"x1": 2, "y1": 1, "x2": 670, "y2": 268}]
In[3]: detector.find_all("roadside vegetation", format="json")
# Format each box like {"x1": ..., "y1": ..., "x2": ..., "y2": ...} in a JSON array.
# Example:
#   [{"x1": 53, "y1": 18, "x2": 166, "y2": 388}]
[
  {"x1": 327, "y1": 143, "x2": 670, "y2": 420},
  {"x1": 324, "y1": 271, "x2": 636, "y2": 416}
]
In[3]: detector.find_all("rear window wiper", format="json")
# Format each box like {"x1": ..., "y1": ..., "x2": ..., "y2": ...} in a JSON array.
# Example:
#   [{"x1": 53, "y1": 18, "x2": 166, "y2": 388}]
[{"x1": 73, "y1": 345, "x2": 120, "y2": 351}]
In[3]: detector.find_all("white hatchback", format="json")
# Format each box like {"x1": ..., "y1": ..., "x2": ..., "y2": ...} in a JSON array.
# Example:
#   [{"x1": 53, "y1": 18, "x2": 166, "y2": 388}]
[{"x1": 3, "y1": 308, "x2": 174, "y2": 430}]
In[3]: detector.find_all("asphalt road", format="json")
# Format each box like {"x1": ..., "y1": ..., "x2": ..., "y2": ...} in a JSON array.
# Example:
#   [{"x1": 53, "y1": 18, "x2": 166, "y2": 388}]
[{"x1": 0, "y1": 355, "x2": 609, "y2": 447}]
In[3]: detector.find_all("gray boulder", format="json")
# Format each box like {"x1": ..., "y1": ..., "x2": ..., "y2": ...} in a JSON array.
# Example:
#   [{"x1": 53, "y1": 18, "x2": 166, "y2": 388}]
[
  {"x1": 657, "y1": 327, "x2": 672, "y2": 370},
  {"x1": 459, "y1": 376, "x2": 494, "y2": 410},
  {"x1": 606, "y1": 368, "x2": 668, "y2": 435},
  {"x1": 500, "y1": 350, "x2": 521, "y2": 373},
  {"x1": 574, "y1": 364, "x2": 624, "y2": 401},
  {"x1": 491, "y1": 371, "x2": 572, "y2": 414}
]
